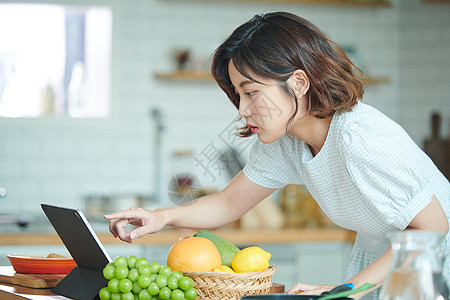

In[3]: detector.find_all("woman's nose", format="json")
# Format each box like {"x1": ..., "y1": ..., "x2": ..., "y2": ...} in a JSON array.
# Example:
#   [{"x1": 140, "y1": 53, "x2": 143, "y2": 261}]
[{"x1": 239, "y1": 99, "x2": 251, "y2": 118}]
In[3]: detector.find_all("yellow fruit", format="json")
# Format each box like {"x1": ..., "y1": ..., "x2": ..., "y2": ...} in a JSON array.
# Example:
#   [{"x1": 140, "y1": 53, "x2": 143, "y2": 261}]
[
  {"x1": 167, "y1": 237, "x2": 222, "y2": 272},
  {"x1": 231, "y1": 246, "x2": 271, "y2": 273},
  {"x1": 213, "y1": 265, "x2": 235, "y2": 273}
]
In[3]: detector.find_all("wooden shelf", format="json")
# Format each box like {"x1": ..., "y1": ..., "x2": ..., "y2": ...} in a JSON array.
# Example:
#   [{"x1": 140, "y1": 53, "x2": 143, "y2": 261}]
[
  {"x1": 363, "y1": 76, "x2": 391, "y2": 85},
  {"x1": 155, "y1": 71, "x2": 390, "y2": 85},
  {"x1": 178, "y1": 0, "x2": 391, "y2": 7},
  {"x1": 154, "y1": 71, "x2": 213, "y2": 81}
]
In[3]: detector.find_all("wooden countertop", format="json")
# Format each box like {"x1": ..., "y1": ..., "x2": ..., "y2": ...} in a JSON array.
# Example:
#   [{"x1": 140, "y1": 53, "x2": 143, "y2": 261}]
[
  {"x1": 0, "y1": 228, "x2": 356, "y2": 246},
  {"x1": 0, "y1": 282, "x2": 69, "y2": 300},
  {"x1": 0, "y1": 279, "x2": 285, "y2": 300}
]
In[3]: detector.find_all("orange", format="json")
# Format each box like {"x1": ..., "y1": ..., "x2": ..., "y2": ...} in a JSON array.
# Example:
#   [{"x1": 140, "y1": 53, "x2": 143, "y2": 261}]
[{"x1": 167, "y1": 237, "x2": 222, "y2": 272}]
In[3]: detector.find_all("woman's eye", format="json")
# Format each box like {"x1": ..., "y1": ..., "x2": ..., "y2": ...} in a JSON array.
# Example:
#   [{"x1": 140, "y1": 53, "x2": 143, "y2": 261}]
[{"x1": 245, "y1": 91, "x2": 257, "y2": 96}]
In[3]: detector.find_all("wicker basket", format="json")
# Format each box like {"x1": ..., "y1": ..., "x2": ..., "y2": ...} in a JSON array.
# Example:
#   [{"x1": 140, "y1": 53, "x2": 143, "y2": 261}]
[{"x1": 181, "y1": 266, "x2": 276, "y2": 300}]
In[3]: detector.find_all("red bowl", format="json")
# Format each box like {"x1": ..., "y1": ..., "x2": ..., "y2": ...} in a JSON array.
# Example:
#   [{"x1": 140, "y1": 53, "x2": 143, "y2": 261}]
[{"x1": 7, "y1": 254, "x2": 77, "y2": 274}]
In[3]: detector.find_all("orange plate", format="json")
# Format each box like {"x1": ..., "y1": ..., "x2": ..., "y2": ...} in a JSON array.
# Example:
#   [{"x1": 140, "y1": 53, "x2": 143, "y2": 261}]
[{"x1": 7, "y1": 254, "x2": 77, "y2": 274}]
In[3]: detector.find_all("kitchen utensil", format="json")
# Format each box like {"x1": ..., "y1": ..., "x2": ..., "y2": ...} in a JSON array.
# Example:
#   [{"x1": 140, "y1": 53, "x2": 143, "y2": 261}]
[
  {"x1": 379, "y1": 230, "x2": 449, "y2": 300},
  {"x1": 424, "y1": 112, "x2": 449, "y2": 180},
  {"x1": 0, "y1": 266, "x2": 65, "y2": 288},
  {"x1": 318, "y1": 283, "x2": 375, "y2": 300},
  {"x1": 7, "y1": 254, "x2": 76, "y2": 274},
  {"x1": 241, "y1": 283, "x2": 375, "y2": 300}
]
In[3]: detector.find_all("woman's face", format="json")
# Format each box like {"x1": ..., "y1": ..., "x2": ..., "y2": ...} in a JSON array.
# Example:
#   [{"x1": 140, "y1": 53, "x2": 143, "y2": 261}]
[{"x1": 228, "y1": 60, "x2": 307, "y2": 144}]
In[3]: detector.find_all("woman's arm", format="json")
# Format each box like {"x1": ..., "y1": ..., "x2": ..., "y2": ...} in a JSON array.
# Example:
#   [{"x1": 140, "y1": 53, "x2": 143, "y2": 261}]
[
  {"x1": 346, "y1": 195, "x2": 449, "y2": 298},
  {"x1": 287, "y1": 195, "x2": 449, "y2": 298},
  {"x1": 105, "y1": 171, "x2": 276, "y2": 243}
]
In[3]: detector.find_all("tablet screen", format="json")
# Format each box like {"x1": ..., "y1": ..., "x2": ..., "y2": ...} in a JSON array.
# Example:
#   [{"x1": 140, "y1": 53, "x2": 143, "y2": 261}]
[{"x1": 41, "y1": 203, "x2": 112, "y2": 272}]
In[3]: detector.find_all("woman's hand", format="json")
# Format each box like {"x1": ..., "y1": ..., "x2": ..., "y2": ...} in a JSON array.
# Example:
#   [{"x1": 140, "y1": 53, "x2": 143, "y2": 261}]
[
  {"x1": 104, "y1": 207, "x2": 166, "y2": 243},
  {"x1": 286, "y1": 283, "x2": 337, "y2": 295}
]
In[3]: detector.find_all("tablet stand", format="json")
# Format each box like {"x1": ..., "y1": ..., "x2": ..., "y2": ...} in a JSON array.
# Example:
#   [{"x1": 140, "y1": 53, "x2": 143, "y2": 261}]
[{"x1": 52, "y1": 266, "x2": 108, "y2": 300}]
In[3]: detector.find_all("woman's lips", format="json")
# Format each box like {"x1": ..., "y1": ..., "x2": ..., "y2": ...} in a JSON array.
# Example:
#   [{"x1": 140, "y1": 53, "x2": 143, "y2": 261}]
[{"x1": 247, "y1": 123, "x2": 259, "y2": 134}]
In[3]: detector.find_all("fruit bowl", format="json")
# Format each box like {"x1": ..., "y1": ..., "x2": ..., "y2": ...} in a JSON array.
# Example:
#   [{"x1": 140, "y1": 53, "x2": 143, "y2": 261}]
[
  {"x1": 7, "y1": 254, "x2": 77, "y2": 274},
  {"x1": 181, "y1": 266, "x2": 276, "y2": 300}
]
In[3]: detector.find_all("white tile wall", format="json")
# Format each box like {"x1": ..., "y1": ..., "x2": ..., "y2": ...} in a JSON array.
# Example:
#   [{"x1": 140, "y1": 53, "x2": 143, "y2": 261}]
[
  {"x1": 0, "y1": 0, "x2": 449, "y2": 215},
  {"x1": 398, "y1": 0, "x2": 450, "y2": 144}
]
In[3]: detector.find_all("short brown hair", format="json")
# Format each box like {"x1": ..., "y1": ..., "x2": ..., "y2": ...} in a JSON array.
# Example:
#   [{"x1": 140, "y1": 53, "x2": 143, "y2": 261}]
[{"x1": 211, "y1": 12, "x2": 364, "y2": 137}]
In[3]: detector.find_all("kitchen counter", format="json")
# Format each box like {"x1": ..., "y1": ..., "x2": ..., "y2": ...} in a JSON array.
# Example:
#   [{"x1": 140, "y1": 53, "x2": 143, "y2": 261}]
[
  {"x1": 0, "y1": 282, "x2": 286, "y2": 300},
  {"x1": 0, "y1": 264, "x2": 285, "y2": 300},
  {"x1": 0, "y1": 228, "x2": 356, "y2": 246},
  {"x1": 0, "y1": 229, "x2": 355, "y2": 294},
  {"x1": 0, "y1": 282, "x2": 69, "y2": 299}
]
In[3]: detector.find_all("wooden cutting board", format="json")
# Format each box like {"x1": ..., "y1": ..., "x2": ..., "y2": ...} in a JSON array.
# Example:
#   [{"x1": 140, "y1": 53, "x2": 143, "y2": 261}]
[
  {"x1": 0, "y1": 266, "x2": 65, "y2": 289},
  {"x1": 270, "y1": 282, "x2": 285, "y2": 293}
]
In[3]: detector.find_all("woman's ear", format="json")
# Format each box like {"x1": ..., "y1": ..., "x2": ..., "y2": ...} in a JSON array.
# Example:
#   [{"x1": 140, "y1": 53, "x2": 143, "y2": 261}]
[{"x1": 288, "y1": 69, "x2": 310, "y2": 98}]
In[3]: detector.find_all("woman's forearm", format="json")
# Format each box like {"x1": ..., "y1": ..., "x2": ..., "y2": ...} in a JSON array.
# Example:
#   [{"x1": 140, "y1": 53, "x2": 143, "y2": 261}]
[
  {"x1": 157, "y1": 191, "x2": 240, "y2": 229},
  {"x1": 158, "y1": 171, "x2": 275, "y2": 230},
  {"x1": 348, "y1": 195, "x2": 448, "y2": 298},
  {"x1": 346, "y1": 247, "x2": 392, "y2": 298}
]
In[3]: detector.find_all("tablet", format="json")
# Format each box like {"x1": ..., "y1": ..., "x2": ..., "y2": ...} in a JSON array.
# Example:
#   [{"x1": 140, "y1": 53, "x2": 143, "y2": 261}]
[{"x1": 41, "y1": 203, "x2": 112, "y2": 272}]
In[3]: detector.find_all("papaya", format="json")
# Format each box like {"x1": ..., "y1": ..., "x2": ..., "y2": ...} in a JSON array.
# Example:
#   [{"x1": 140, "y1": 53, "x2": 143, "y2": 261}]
[{"x1": 193, "y1": 230, "x2": 240, "y2": 268}]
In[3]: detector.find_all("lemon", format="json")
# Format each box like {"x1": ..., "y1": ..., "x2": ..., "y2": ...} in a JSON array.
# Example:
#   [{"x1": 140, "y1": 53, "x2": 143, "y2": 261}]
[
  {"x1": 231, "y1": 246, "x2": 271, "y2": 273},
  {"x1": 213, "y1": 265, "x2": 235, "y2": 273}
]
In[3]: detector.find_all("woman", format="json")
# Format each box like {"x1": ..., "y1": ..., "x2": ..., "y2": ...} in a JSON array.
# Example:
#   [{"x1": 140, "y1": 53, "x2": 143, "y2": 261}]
[{"x1": 105, "y1": 12, "x2": 449, "y2": 299}]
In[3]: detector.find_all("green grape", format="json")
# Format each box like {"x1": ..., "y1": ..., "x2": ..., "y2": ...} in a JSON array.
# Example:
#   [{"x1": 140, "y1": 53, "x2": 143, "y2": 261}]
[
  {"x1": 138, "y1": 289, "x2": 151, "y2": 300},
  {"x1": 99, "y1": 287, "x2": 111, "y2": 300},
  {"x1": 108, "y1": 278, "x2": 120, "y2": 293},
  {"x1": 128, "y1": 268, "x2": 139, "y2": 282},
  {"x1": 137, "y1": 274, "x2": 152, "y2": 288},
  {"x1": 132, "y1": 281, "x2": 142, "y2": 295},
  {"x1": 103, "y1": 265, "x2": 116, "y2": 280},
  {"x1": 114, "y1": 256, "x2": 128, "y2": 268},
  {"x1": 158, "y1": 266, "x2": 172, "y2": 277},
  {"x1": 127, "y1": 256, "x2": 138, "y2": 269},
  {"x1": 111, "y1": 292, "x2": 122, "y2": 300},
  {"x1": 159, "y1": 287, "x2": 171, "y2": 300},
  {"x1": 122, "y1": 292, "x2": 135, "y2": 300},
  {"x1": 167, "y1": 276, "x2": 178, "y2": 290},
  {"x1": 147, "y1": 282, "x2": 160, "y2": 296},
  {"x1": 184, "y1": 288, "x2": 197, "y2": 300},
  {"x1": 178, "y1": 277, "x2": 194, "y2": 291},
  {"x1": 155, "y1": 275, "x2": 168, "y2": 288},
  {"x1": 170, "y1": 289, "x2": 185, "y2": 300},
  {"x1": 119, "y1": 278, "x2": 133, "y2": 293},
  {"x1": 170, "y1": 271, "x2": 183, "y2": 280},
  {"x1": 138, "y1": 265, "x2": 151, "y2": 276},
  {"x1": 135, "y1": 258, "x2": 149, "y2": 269},
  {"x1": 107, "y1": 262, "x2": 115, "y2": 268},
  {"x1": 149, "y1": 262, "x2": 161, "y2": 274},
  {"x1": 149, "y1": 274, "x2": 158, "y2": 282},
  {"x1": 115, "y1": 266, "x2": 129, "y2": 280}
]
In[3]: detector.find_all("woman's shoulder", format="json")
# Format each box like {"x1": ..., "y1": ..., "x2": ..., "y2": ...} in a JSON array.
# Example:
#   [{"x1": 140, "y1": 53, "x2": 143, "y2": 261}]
[{"x1": 334, "y1": 102, "x2": 400, "y2": 134}]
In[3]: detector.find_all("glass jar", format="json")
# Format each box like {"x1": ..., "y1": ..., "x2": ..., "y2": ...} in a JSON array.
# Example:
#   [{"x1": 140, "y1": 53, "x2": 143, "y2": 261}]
[{"x1": 380, "y1": 230, "x2": 449, "y2": 300}]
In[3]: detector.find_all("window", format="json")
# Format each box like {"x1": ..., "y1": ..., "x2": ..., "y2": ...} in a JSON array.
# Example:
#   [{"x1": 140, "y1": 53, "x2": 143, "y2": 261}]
[{"x1": 0, "y1": 3, "x2": 112, "y2": 118}]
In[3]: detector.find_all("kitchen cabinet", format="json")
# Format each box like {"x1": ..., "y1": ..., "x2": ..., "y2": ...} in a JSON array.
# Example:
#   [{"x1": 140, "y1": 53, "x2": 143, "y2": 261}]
[
  {"x1": 0, "y1": 228, "x2": 355, "y2": 288},
  {"x1": 0, "y1": 242, "x2": 352, "y2": 289},
  {"x1": 256, "y1": 242, "x2": 353, "y2": 289}
]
